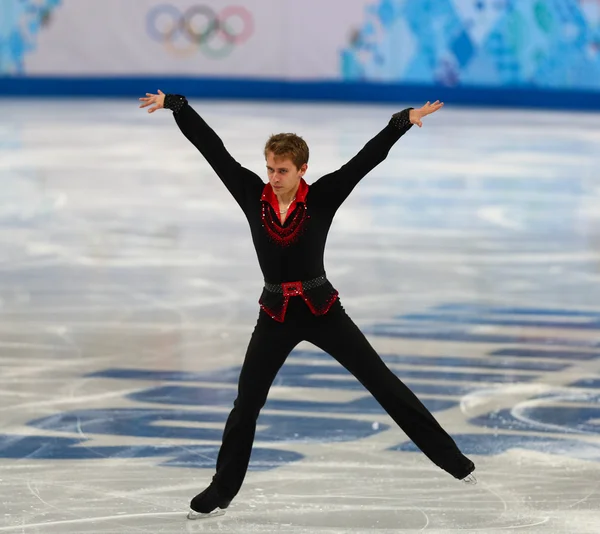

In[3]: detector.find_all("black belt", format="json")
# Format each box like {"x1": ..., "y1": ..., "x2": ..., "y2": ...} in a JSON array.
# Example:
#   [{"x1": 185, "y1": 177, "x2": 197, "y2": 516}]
[{"x1": 264, "y1": 274, "x2": 328, "y2": 296}]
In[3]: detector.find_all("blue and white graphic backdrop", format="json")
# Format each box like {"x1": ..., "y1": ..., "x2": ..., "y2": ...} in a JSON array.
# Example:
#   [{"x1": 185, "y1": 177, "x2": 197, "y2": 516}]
[
  {"x1": 341, "y1": 0, "x2": 600, "y2": 90},
  {"x1": 1, "y1": 1, "x2": 600, "y2": 100}
]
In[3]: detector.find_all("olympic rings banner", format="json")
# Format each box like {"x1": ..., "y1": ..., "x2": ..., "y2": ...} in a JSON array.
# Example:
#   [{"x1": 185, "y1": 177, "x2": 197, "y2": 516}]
[
  {"x1": 145, "y1": 4, "x2": 255, "y2": 61},
  {"x1": 10, "y1": 0, "x2": 374, "y2": 78},
  {"x1": 16, "y1": 0, "x2": 282, "y2": 76},
  {"x1": 2, "y1": 0, "x2": 600, "y2": 99}
]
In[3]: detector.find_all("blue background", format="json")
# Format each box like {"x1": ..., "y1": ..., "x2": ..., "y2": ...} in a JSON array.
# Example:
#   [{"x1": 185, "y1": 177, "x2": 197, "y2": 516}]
[{"x1": 1, "y1": 0, "x2": 600, "y2": 110}]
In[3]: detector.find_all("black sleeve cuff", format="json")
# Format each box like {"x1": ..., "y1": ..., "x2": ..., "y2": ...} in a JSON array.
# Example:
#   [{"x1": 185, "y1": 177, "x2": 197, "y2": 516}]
[
  {"x1": 389, "y1": 108, "x2": 413, "y2": 130},
  {"x1": 164, "y1": 94, "x2": 188, "y2": 113}
]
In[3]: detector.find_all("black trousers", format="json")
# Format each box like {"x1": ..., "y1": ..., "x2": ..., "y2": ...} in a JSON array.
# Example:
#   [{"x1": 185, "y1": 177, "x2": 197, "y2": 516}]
[{"x1": 212, "y1": 298, "x2": 474, "y2": 499}]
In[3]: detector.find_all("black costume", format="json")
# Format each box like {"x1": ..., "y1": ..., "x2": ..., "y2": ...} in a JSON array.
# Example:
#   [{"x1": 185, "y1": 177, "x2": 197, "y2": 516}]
[{"x1": 163, "y1": 95, "x2": 475, "y2": 515}]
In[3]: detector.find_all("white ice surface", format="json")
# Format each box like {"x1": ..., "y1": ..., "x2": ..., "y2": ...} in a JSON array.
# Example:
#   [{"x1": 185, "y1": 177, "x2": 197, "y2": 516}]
[{"x1": 0, "y1": 99, "x2": 600, "y2": 532}]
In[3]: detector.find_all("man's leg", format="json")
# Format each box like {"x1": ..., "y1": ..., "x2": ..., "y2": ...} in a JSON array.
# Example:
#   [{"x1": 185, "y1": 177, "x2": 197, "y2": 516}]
[
  {"x1": 306, "y1": 304, "x2": 474, "y2": 480},
  {"x1": 190, "y1": 310, "x2": 301, "y2": 514}
]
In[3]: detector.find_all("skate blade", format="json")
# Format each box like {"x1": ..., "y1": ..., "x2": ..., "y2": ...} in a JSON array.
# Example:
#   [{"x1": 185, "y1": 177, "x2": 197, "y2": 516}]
[
  {"x1": 461, "y1": 473, "x2": 477, "y2": 485},
  {"x1": 187, "y1": 508, "x2": 226, "y2": 520}
]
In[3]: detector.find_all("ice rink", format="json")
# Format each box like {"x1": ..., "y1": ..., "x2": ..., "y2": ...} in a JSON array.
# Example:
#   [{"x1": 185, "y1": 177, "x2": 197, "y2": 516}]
[{"x1": 1, "y1": 97, "x2": 600, "y2": 533}]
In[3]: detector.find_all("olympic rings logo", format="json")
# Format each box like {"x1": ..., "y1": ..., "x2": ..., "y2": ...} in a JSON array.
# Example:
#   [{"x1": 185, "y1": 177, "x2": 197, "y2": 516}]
[{"x1": 146, "y1": 4, "x2": 254, "y2": 59}]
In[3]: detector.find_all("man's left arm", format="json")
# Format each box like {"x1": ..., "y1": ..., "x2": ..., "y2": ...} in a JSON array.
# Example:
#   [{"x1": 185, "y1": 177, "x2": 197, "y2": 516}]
[{"x1": 312, "y1": 101, "x2": 444, "y2": 208}]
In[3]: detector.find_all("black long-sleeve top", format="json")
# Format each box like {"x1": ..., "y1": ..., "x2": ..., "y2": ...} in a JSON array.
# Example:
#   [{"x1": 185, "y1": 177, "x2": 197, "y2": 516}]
[{"x1": 165, "y1": 95, "x2": 413, "y2": 321}]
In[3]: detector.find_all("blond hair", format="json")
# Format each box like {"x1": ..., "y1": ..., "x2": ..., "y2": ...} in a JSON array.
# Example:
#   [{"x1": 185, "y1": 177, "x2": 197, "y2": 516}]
[{"x1": 264, "y1": 133, "x2": 309, "y2": 169}]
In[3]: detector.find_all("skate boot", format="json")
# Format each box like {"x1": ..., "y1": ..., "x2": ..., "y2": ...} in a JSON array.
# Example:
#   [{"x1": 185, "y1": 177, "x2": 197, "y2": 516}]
[{"x1": 187, "y1": 484, "x2": 232, "y2": 520}]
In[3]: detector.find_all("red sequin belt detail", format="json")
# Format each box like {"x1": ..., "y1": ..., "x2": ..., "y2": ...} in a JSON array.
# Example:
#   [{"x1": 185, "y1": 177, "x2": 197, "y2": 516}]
[
  {"x1": 261, "y1": 202, "x2": 309, "y2": 246},
  {"x1": 259, "y1": 276, "x2": 339, "y2": 323},
  {"x1": 264, "y1": 274, "x2": 327, "y2": 294}
]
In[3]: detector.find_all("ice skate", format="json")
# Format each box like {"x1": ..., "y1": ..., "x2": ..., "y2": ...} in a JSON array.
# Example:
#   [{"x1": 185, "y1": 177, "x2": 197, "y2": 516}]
[
  {"x1": 461, "y1": 472, "x2": 477, "y2": 485},
  {"x1": 187, "y1": 508, "x2": 227, "y2": 520},
  {"x1": 187, "y1": 484, "x2": 231, "y2": 520}
]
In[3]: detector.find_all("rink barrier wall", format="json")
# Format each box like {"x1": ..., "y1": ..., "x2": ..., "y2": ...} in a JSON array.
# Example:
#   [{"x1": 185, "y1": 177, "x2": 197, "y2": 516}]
[{"x1": 0, "y1": 77, "x2": 598, "y2": 111}]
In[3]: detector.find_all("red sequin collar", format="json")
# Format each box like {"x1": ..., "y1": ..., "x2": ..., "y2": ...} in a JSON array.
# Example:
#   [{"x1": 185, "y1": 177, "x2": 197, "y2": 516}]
[{"x1": 261, "y1": 178, "x2": 309, "y2": 215}]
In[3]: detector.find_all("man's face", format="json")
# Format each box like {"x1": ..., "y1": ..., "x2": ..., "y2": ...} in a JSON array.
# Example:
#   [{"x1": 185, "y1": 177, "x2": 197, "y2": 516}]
[{"x1": 266, "y1": 152, "x2": 307, "y2": 197}]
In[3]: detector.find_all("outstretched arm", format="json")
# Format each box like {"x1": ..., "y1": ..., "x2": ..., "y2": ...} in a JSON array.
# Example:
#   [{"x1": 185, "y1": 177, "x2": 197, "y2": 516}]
[
  {"x1": 139, "y1": 90, "x2": 263, "y2": 210},
  {"x1": 311, "y1": 101, "x2": 444, "y2": 209}
]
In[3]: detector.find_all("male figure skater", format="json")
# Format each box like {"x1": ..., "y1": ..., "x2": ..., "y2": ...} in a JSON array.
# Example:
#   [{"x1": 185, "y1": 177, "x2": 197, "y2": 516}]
[{"x1": 139, "y1": 91, "x2": 476, "y2": 519}]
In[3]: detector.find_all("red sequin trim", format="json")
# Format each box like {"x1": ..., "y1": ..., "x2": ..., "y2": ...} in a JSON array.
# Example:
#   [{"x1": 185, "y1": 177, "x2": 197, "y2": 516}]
[
  {"x1": 259, "y1": 300, "x2": 289, "y2": 323},
  {"x1": 302, "y1": 291, "x2": 339, "y2": 316},
  {"x1": 261, "y1": 203, "x2": 309, "y2": 247},
  {"x1": 259, "y1": 288, "x2": 339, "y2": 323}
]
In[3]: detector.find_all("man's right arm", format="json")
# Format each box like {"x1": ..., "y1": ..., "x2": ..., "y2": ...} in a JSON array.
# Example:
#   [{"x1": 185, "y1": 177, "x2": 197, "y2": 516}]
[{"x1": 163, "y1": 94, "x2": 264, "y2": 209}]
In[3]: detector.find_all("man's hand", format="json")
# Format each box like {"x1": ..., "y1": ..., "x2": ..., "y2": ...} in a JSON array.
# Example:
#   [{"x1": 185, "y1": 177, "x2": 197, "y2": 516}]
[
  {"x1": 409, "y1": 100, "x2": 444, "y2": 128},
  {"x1": 139, "y1": 90, "x2": 166, "y2": 113}
]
